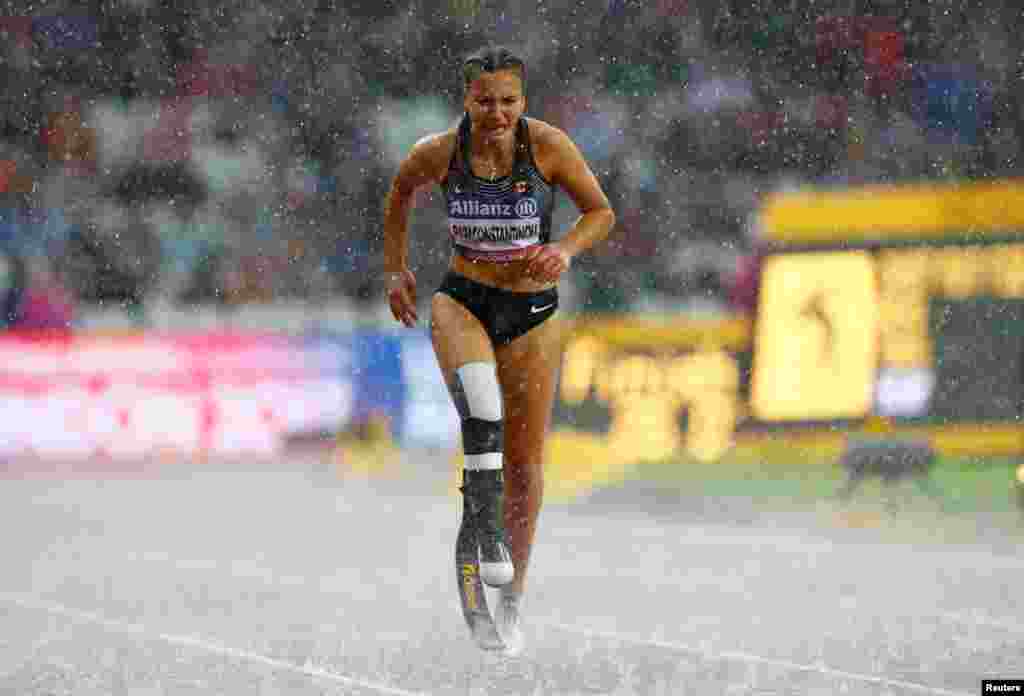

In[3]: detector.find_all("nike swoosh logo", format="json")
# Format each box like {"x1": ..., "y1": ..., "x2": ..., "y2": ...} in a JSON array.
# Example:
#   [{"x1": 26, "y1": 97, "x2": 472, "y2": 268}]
[{"x1": 530, "y1": 303, "x2": 555, "y2": 314}]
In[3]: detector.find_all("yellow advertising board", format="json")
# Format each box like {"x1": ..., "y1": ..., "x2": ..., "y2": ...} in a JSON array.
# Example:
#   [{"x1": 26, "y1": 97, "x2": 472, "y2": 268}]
[{"x1": 548, "y1": 180, "x2": 1024, "y2": 488}]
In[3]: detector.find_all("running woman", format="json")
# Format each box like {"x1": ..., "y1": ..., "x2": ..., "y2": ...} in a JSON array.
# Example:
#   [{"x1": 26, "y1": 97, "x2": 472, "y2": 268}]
[{"x1": 383, "y1": 45, "x2": 615, "y2": 655}]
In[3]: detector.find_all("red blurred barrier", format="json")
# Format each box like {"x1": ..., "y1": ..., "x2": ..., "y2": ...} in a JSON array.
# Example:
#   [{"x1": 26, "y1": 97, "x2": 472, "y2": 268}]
[{"x1": 0, "y1": 330, "x2": 352, "y2": 462}]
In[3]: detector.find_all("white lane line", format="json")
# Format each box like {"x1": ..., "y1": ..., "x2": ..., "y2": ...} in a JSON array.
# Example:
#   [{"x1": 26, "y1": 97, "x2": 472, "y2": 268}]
[
  {"x1": 539, "y1": 620, "x2": 972, "y2": 696},
  {"x1": 21, "y1": 549, "x2": 989, "y2": 696},
  {"x1": 0, "y1": 593, "x2": 425, "y2": 696}
]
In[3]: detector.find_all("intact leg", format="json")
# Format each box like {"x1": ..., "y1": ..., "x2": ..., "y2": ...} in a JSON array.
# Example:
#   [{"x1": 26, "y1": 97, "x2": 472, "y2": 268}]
[{"x1": 495, "y1": 313, "x2": 563, "y2": 598}]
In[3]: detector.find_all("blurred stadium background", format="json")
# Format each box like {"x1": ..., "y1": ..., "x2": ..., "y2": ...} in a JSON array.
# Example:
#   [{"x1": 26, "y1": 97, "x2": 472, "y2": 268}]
[
  {"x1": 1, "y1": 0, "x2": 1024, "y2": 522},
  {"x1": 5, "y1": 2, "x2": 1024, "y2": 694}
]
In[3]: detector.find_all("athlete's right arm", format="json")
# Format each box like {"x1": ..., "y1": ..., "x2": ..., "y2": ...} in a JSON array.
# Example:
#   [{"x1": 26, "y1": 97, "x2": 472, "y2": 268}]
[{"x1": 383, "y1": 134, "x2": 449, "y2": 327}]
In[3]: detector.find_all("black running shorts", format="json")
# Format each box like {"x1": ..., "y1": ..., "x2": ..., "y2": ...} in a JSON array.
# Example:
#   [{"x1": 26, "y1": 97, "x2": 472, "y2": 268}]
[{"x1": 436, "y1": 272, "x2": 558, "y2": 346}]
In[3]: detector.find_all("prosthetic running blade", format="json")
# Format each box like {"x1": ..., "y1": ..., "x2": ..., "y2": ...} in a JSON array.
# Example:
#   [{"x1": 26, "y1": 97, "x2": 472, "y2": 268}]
[{"x1": 455, "y1": 511, "x2": 506, "y2": 652}]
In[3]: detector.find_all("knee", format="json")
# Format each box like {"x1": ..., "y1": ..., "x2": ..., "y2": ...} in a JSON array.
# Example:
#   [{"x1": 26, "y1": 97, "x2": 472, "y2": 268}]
[
  {"x1": 451, "y1": 362, "x2": 504, "y2": 455},
  {"x1": 451, "y1": 362, "x2": 502, "y2": 418}
]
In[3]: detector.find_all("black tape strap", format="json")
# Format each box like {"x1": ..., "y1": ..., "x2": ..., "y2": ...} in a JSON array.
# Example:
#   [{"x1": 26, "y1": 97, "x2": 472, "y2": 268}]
[{"x1": 462, "y1": 417, "x2": 504, "y2": 455}]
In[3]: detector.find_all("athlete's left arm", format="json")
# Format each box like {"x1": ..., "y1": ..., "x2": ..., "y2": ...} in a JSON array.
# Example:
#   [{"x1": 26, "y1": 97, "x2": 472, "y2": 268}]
[{"x1": 528, "y1": 128, "x2": 615, "y2": 282}]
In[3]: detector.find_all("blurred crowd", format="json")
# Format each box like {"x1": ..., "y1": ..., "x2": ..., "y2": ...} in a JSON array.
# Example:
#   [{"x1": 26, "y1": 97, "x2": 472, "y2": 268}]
[{"x1": 0, "y1": 0, "x2": 1022, "y2": 327}]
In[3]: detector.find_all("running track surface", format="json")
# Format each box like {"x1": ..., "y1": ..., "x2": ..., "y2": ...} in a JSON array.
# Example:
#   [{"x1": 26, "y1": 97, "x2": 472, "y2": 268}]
[{"x1": 0, "y1": 450, "x2": 1020, "y2": 696}]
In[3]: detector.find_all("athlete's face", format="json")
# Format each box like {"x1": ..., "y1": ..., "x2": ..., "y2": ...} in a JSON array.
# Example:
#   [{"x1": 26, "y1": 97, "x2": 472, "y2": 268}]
[{"x1": 464, "y1": 69, "x2": 526, "y2": 143}]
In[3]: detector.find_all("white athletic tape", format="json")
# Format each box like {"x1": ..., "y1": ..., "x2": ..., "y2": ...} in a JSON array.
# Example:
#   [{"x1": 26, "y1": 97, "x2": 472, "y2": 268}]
[
  {"x1": 455, "y1": 362, "x2": 503, "y2": 421},
  {"x1": 465, "y1": 452, "x2": 503, "y2": 471}
]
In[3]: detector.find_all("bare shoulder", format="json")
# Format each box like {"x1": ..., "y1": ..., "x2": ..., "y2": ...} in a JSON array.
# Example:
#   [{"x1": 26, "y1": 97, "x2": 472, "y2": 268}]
[
  {"x1": 525, "y1": 117, "x2": 585, "y2": 183},
  {"x1": 401, "y1": 128, "x2": 458, "y2": 186},
  {"x1": 525, "y1": 117, "x2": 574, "y2": 156}
]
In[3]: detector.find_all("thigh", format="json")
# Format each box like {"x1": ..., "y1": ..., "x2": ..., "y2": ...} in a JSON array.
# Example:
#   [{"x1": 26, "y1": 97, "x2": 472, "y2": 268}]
[
  {"x1": 495, "y1": 313, "x2": 564, "y2": 460},
  {"x1": 431, "y1": 291, "x2": 496, "y2": 386}
]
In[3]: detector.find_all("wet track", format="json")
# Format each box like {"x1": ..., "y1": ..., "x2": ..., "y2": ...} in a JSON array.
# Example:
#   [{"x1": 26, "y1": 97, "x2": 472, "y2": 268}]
[{"x1": 0, "y1": 451, "x2": 1020, "y2": 695}]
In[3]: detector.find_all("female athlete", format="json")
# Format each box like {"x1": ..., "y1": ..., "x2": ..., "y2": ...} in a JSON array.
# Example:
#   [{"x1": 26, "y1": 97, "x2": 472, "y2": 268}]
[{"x1": 383, "y1": 46, "x2": 615, "y2": 654}]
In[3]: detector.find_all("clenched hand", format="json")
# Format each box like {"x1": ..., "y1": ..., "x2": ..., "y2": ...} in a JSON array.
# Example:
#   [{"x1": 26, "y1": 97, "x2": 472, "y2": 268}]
[
  {"x1": 386, "y1": 269, "x2": 418, "y2": 328},
  {"x1": 525, "y1": 243, "x2": 571, "y2": 284}
]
